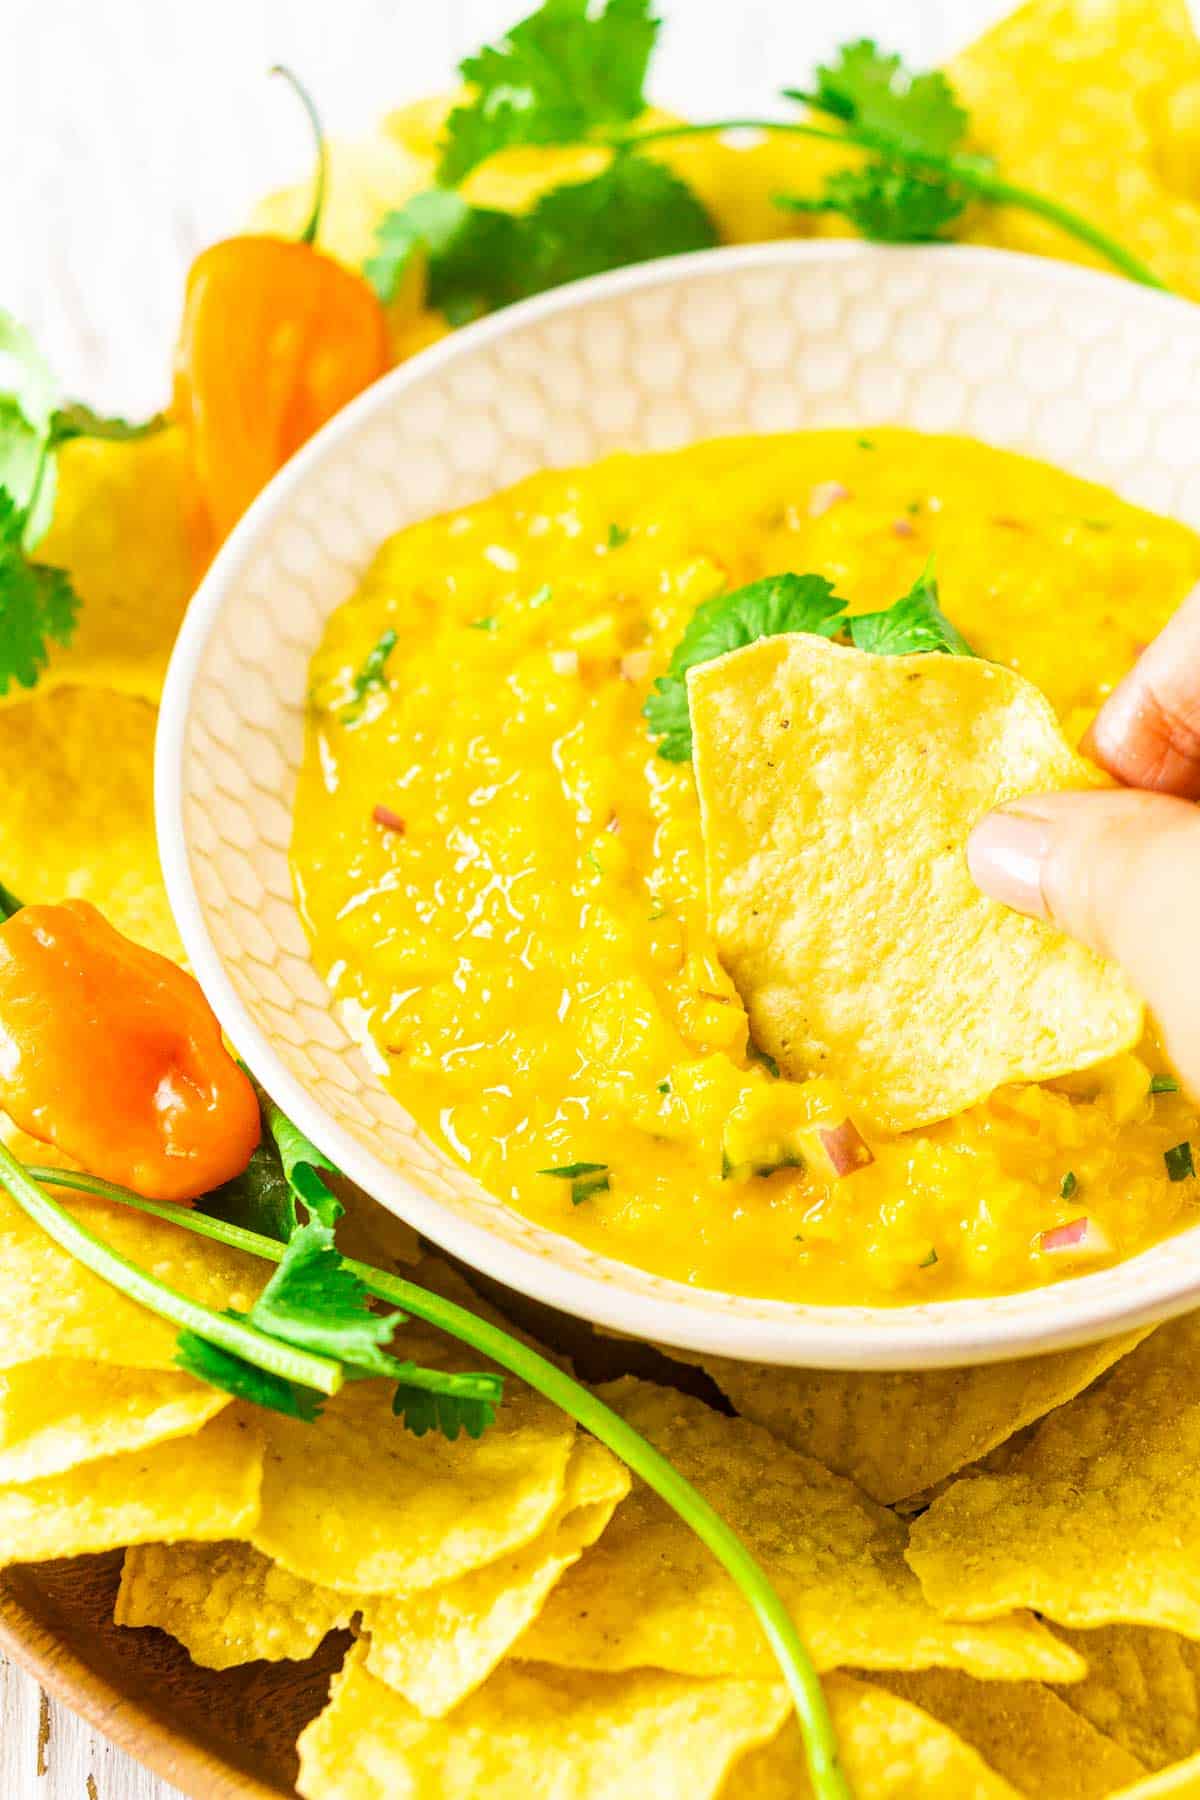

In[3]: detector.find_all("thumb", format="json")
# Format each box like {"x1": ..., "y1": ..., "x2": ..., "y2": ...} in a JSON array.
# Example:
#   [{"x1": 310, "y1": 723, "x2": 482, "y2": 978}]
[{"x1": 967, "y1": 788, "x2": 1200, "y2": 1093}]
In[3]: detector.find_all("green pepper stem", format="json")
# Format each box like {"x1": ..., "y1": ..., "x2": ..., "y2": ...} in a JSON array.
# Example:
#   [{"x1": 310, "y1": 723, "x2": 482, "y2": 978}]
[
  {"x1": 270, "y1": 65, "x2": 328, "y2": 247},
  {"x1": 27, "y1": 1162, "x2": 850, "y2": 1800},
  {"x1": 613, "y1": 117, "x2": 1167, "y2": 290},
  {"x1": 0, "y1": 1148, "x2": 342, "y2": 1395}
]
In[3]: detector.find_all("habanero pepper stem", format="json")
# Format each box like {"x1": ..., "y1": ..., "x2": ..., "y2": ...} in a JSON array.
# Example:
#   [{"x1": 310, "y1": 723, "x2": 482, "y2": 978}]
[
  {"x1": 27, "y1": 1162, "x2": 852, "y2": 1800},
  {"x1": 0, "y1": 1146, "x2": 342, "y2": 1396},
  {"x1": 270, "y1": 65, "x2": 327, "y2": 247},
  {"x1": 172, "y1": 72, "x2": 390, "y2": 548},
  {"x1": 611, "y1": 118, "x2": 1168, "y2": 291}
]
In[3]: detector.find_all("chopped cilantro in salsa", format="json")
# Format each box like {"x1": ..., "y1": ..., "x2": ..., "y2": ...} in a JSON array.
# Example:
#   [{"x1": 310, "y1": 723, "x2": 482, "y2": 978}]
[{"x1": 1165, "y1": 1142, "x2": 1195, "y2": 1182}]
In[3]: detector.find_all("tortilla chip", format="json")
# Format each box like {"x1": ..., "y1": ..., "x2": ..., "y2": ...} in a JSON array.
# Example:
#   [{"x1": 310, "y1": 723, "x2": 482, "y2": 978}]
[
  {"x1": 0, "y1": 1360, "x2": 228, "y2": 1484},
  {"x1": 296, "y1": 1641, "x2": 789, "y2": 1800},
  {"x1": 906, "y1": 1313, "x2": 1200, "y2": 1634},
  {"x1": 1110, "y1": 1756, "x2": 1200, "y2": 1797},
  {"x1": 116, "y1": 1539, "x2": 353, "y2": 1668},
  {"x1": 250, "y1": 1358, "x2": 576, "y2": 1594},
  {"x1": 948, "y1": 0, "x2": 1200, "y2": 297},
  {"x1": 1050, "y1": 1623, "x2": 1200, "y2": 1772},
  {"x1": 0, "y1": 1186, "x2": 265, "y2": 1372},
  {"x1": 690, "y1": 636, "x2": 1142, "y2": 1132},
  {"x1": 0, "y1": 687, "x2": 179, "y2": 958},
  {"x1": 877, "y1": 1669, "x2": 1146, "y2": 1798},
  {"x1": 16, "y1": 429, "x2": 194, "y2": 708},
  {"x1": 362, "y1": 1435, "x2": 630, "y2": 1715},
  {"x1": 0, "y1": 1408, "x2": 261, "y2": 1565},
  {"x1": 250, "y1": 130, "x2": 433, "y2": 270},
  {"x1": 114, "y1": 1434, "x2": 626, "y2": 1696},
  {"x1": 517, "y1": 1379, "x2": 1081, "y2": 1682},
  {"x1": 728, "y1": 1673, "x2": 1024, "y2": 1799},
  {"x1": 384, "y1": 93, "x2": 460, "y2": 162},
  {"x1": 691, "y1": 1330, "x2": 1149, "y2": 1506}
]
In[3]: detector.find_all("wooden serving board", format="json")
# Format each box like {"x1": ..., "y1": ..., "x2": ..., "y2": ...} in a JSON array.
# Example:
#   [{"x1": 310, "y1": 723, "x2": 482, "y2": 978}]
[{"x1": 0, "y1": 1554, "x2": 345, "y2": 1798}]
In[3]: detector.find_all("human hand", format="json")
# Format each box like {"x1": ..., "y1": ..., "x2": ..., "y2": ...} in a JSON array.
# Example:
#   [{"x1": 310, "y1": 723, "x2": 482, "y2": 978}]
[{"x1": 967, "y1": 588, "x2": 1200, "y2": 1092}]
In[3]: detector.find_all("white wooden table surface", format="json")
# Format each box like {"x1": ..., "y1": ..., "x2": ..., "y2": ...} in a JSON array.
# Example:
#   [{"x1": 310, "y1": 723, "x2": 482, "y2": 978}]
[{"x1": 4, "y1": 0, "x2": 1010, "y2": 1792}]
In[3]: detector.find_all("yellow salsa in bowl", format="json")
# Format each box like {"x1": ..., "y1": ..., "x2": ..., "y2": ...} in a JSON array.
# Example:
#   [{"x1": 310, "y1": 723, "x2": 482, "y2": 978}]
[{"x1": 291, "y1": 429, "x2": 1200, "y2": 1307}]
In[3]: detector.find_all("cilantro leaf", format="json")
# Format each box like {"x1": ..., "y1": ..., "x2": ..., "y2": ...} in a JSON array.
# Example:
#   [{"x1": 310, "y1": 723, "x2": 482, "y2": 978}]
[
  {"x1": 351, "y1": 627, "x2": 398, "y2": 702},
  {"x1": 848, "y1": 564, "x2": 974, "y2": 657},
  {"x1": 645, "y1": 573, "x2": 847, "y2": 761},
  {"x1": 365, "y1": 189, "x2": 525, "y2": 318},
  {"x1": 174, "y1": 1330, "x2": 324, "y2": 1420},
  {"x1": 0, "y1": 491, "x2": 79, "y2": 696},
  {"x1": 246, "y1": 1218, "x2": 402, "y2": 1371},
  {"x1": 439, "y1": 0, "x2": 660, "y2": 187},
  {"x1": 368, "y1": 159, "x2": 716, "y2": 322},
  {"x1": 392, "y1": 1381, "x2": 499, "y2": 1441},
  {"x1": 1166, "y1": 1142, "x2": 1195, "y2": 1182},
  {"x1": 202, "y1": 1137, "x2": 299, "y2": 1243},
  {"x1": 47, "y1": 403, "x2": 167, "y2": 451},
  {"x1": 795, "y1": 39, "x2": 968, "y2": 160},
  {"x1": 262, "y1": 1094, "x2": 342, "y2": 1229},
  {"x1": 517, "y1": 155, "x2": 716, "y2": 290},
  {"x1": 778, "y1": 164, "x2": 965, "y2": 243},
  {"x1": 206, "y1": 1085, "x2": 341, "y2": 1238},
  {"x1": 539, "y1": 1160, "x2": 612, "y2": 1204}
]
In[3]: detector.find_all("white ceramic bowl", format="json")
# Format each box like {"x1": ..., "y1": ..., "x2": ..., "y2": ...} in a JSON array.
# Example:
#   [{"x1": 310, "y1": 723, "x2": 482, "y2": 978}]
[{"x1": 157, "y1": 240, "x2": 1200, "y2": 1369}]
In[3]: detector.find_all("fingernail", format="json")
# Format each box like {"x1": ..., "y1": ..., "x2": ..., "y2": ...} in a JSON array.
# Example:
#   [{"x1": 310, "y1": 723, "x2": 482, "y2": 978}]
[{"x1": 966, "y1": 811, "x2": 1053, "y2": 919}]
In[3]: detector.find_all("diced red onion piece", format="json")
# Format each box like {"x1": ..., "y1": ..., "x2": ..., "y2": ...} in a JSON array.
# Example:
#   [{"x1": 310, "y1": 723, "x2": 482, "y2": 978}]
[
  {"x1": 891, "y1": 518, "x2": 914, "y2": 538},
  {"x1": 372, "y1": 805, "x2": 406, "y2": 834},
  {"x1": 817, "y1": 1119, "x2": 874, "y2": 1177},
  {"x1": 1038, "y1": 1215, "x2": 1112, "y2": 1255},
  {"x1": 809, "y1": 480, "x2": 851, "y2": 518}
]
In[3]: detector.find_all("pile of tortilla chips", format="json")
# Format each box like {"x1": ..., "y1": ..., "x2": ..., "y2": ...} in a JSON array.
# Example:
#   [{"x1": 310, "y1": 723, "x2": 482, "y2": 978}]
[
  {"x1": 3, "y1": 1177, "x2": 1199, "y2": 1800},
  {"x1": 11, "y1": 0, "x2": 1200, "y2": 1795}
]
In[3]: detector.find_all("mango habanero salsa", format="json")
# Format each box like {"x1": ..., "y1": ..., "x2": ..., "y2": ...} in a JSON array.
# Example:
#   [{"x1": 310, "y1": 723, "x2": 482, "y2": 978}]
[{"x1": 291, "y1": 430, "x2": 1200, "y2": 1305}]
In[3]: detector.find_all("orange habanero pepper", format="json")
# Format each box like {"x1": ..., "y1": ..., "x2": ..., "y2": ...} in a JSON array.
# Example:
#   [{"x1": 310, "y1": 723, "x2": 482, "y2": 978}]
[
  {"x1": 0, "y1": 900, "x2": 260, "y2": 1203},
  {"x1": 173, "y1": 68, "x2": 390, "y2": 549}
]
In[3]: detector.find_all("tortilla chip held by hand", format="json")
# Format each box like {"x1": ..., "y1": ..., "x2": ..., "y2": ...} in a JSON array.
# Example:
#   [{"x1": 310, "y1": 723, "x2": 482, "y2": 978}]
[{"x1": 690, "y1": 636, "x2": 1143, "y2": 1133}]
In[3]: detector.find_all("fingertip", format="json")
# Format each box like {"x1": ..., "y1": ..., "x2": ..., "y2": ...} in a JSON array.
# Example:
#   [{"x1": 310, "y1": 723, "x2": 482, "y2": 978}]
[{"x1": 966, "y1": 809, "x2": 1052, "y2": 919}]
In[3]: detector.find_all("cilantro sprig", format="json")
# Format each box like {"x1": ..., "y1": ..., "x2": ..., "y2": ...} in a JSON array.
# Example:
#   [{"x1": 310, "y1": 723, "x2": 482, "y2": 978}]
[
  {"x1": 0, "y1": 311, "x2": 165, "y2": 697},
  {"x1": 645, "y1": 574, "x2": 847, "y2": 762},
  {"x1": 437, "y1": 0, "x2": 660, "y2": 187},
  {"x1": 369, "y1": 12, "x2": 1164, "y2": 345},
  {"x1": 0, "y1": 492, "x2": 78, "y2": 695},
  {"x1": 847, "y1": 562, "x2": 974, "y2": 657},
  {"x1": 645, "y1": 563, "x2": 972, "y2": 760},
  {"x1": 0, "y1": 1133, "x2": 848, "y2": 1797},
  {"x1": 631, "y1": 39, "x2": 1165, "y2": 285},
  {"x1": 0, "y1": 1089, "x2": 500, "y2": 1436},
  {"x1": 366, "y1": 156, "x2": 716, "y2": 318}
]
